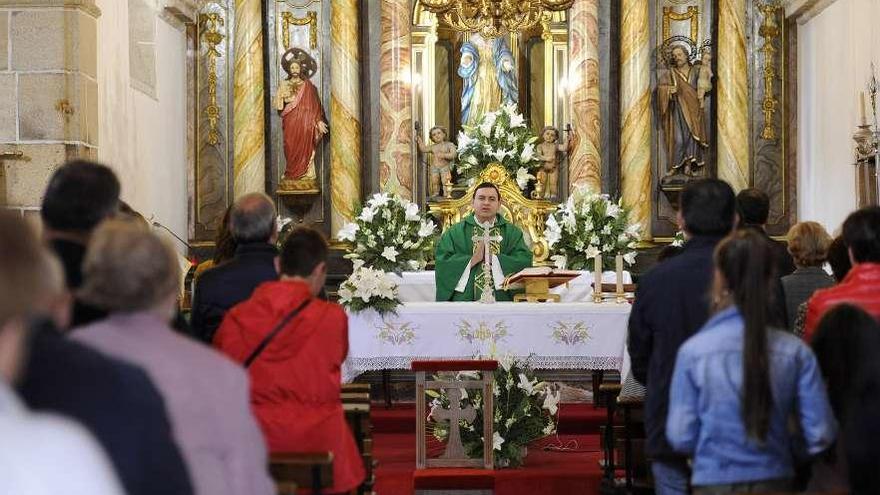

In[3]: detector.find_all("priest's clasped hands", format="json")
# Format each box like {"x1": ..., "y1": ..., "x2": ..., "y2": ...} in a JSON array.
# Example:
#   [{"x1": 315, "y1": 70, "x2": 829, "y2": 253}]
[{"x1": 469, "y1": 241, "x2": 487, "y2": 268}]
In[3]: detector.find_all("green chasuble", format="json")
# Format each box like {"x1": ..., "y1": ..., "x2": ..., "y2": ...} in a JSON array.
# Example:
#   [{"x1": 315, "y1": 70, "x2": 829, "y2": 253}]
[{"x1": 434, "y1": 213, "x2": 533, "y2": 301}]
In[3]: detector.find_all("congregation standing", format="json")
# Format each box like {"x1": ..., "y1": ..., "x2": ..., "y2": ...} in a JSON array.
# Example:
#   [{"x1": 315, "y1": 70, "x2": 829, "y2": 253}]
[{"x1": 630, "y1": 179, "x2": 880, "y2": 494}]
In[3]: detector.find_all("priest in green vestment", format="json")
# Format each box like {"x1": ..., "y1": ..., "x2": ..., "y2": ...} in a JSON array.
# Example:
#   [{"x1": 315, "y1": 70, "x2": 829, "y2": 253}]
[{"x1": 435, "y1": 182, "x2": 533, "y2": 301}]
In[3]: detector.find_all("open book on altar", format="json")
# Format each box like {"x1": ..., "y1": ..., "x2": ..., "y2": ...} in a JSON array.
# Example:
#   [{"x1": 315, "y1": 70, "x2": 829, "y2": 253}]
[{"x1": 503, "y1": 266, "x2": 582, "y2": 289}]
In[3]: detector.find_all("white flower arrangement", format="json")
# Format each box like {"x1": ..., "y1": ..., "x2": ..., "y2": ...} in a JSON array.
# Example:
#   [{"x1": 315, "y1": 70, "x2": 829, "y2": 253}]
[
  {"x1": 672, "y1": 229, "x2": 686, "y2": 247},
  {"x1": 428, "y1": 357, "x2": 558, "y2": 468},
  {"x1": 338, "y1": 264, "x2": 400, "y2": 315},
  {"x1": 336, "y1": 193, "x2": 437, "y2": 273},
  {"x1": 544, "y1": 186, "x2": 642, "y2": 270},
  {"x1": 455, "y1": 104, "x2": 541, "y2": 191}
]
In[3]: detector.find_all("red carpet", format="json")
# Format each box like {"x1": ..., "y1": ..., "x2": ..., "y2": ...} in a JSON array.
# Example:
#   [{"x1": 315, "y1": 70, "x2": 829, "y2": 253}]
[{"x1": 371, "y1": 403, "x2": 606, "y2": 494}]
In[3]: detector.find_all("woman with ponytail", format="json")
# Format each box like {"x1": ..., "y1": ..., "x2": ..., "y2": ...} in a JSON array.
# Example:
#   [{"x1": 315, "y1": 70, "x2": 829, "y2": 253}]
[{"x1": 666, "y1": 229, "x2": 836, "y2": 494}]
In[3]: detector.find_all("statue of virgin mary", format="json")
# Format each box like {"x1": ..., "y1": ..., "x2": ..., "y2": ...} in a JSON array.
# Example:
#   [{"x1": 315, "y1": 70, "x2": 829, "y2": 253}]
[{"x1": 458, "y1": 34, "x2": 518, "y2": 126}]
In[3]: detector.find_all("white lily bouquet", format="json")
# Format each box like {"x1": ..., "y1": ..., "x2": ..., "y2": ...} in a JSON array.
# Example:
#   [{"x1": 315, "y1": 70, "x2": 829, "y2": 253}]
[
  {"x1": 544, "y1": 186, "x2": 641, "y2": 271},
  {"x1": 428, "y1": 357, "x2": 559, "y2": 468},
  {"x1": 672, "y1": 229, "x2": 686, "y2": 247},
  {"x1": 338, "y1": 263, "x2": 400, "y2": 315},
  {"x1": 336, "y1": 193, "x2": 437, "y2": 273},
  {"x1": 455, "y1": 103, "x2": 541, "y2": 191}
]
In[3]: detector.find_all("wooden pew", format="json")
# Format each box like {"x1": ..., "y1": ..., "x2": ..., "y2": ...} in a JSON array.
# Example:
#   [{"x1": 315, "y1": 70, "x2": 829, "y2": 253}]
[
  {"x1": 342, "y1": 383, "x2": 374, "y2": 495},
  {"x1": 617, "y1": 375, "x2": 648, "y2": 493},
  {"x1": 269, "y1": 452, "x2": 333, "y2": 495}
]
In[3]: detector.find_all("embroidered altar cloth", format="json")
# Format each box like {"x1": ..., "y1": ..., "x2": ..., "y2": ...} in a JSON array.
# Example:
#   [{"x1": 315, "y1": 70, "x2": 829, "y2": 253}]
[{"x1": 343, "y1": 301, "x2": 631, "y2": 382}]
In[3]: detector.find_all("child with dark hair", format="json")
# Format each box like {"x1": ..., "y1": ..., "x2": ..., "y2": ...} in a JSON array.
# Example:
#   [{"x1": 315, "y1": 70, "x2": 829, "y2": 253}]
[
  {"x1": 666, "y1": 229, "x2": 835, "y2": 494},
  {"x1": 826, "y1": 235, "x2": 852, "y2": 283},
  {"x1": 214, "y1": 227, "x2": 365, "y2": 494},
  {"x1": 812, "y1": 304, "x2": 880, "y2": 494}
]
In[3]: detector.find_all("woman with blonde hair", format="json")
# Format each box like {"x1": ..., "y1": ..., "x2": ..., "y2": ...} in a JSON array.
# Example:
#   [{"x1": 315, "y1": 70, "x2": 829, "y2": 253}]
[
  {"x1": 783, "y1": 221, "x2": 834, "y2": 332},
  {"x1": 72, "y1": 220, "x2": 274, "y2": 495}
]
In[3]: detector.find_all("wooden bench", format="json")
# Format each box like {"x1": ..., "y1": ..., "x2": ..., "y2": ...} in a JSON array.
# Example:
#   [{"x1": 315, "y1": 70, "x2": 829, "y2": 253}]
[
  {"x1": 342, "y1": 383, "x2": 374, "y2": 495},
  {"x1": 598, "y1": 374, "x2": 649, "y2": 494},
  {"x1": 616, "y1": 375, "x2": 647, "y2": 493},
  {"x1": 269, "y1": 452, "x2": 333, "y2": 495}
]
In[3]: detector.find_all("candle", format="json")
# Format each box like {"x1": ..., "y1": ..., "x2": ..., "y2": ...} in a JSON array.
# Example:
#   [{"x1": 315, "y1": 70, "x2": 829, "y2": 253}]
[
  {"x1": 593, "y1": 254, "x2": 603, "y2": 303},
  {"x1": 615, "y1": 254, "x2": 625, "y2": 303},
  {"x1": 860, "y1": 91, "x2": 867, "y2": 125}
]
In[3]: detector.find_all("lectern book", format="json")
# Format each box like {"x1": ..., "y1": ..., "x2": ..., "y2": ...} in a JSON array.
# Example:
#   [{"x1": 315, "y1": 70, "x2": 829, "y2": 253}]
[{"x1": 503, "y1": 267, "x2": 581, "y2": 288}]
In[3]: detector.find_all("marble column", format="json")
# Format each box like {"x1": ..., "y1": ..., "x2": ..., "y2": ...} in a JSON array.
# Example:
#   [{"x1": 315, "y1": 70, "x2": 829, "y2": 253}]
[
  {"x1": 567, "y1": 0, "x2": 602, "y2": 193},
  {"x1": 330, "y1": 0, "x2": 362, "y2": 235},
  {"x1": 717, "y1": 0, "x2": 750, "y2": 192},
  {"x1": 619, "y1": 0, "x2": 652, "y2": 238},
  {"x1": 378, "y1": 0, "x2": 413, "y2": 200},
  {"x1": 232, "y1": 0, "x2": 265, "y2": 197}
]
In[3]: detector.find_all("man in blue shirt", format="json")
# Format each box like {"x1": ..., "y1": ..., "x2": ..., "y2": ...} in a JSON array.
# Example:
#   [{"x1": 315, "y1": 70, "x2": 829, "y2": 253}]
[{"x1": 628, "y1": 179, "x2": 736, "y2": 495}]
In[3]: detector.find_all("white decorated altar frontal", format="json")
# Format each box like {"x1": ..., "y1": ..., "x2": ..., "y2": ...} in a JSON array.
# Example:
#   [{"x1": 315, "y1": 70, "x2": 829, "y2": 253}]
[{"x1": 343, "y1": 302, "x2": 631, "y2": 382}]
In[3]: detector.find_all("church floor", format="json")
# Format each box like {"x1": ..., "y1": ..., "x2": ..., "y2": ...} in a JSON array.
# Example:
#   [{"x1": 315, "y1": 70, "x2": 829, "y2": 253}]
[{"x1": 371, "y1": 403, "x2": 606, "y2": 494}]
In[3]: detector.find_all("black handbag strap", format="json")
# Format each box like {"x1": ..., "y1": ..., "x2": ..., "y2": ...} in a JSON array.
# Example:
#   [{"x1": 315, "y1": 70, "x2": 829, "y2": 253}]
[{"x1": 243, "y1": 298, "x2": 312, "y2": 368}]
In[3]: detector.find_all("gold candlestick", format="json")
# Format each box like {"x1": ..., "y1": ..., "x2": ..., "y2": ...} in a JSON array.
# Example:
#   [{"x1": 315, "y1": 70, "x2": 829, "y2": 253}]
[{"x1": 592, "y1": 254, "x2": 603, "y2": 303}]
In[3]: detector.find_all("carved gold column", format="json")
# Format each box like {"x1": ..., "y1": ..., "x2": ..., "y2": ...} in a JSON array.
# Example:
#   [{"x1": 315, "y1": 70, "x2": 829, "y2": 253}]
[
  {"x1": 567, "y1": 0, "x2": 601, "y2": 192},
  {"x1": 379, "y1": 0, "x2": 414, "y2": 200},
  {"x1": 330, "y1": 0, "x2": 362, "y2": 234},
  {"x1": 232, "y1": 0, "x2": 265, "y2": 197},
  {"x1": 717, "y1": 0, "x2": 750, "y2": 191},
  {"x1": 620, "y1": 0, "x2": 652, "y2": 238}
]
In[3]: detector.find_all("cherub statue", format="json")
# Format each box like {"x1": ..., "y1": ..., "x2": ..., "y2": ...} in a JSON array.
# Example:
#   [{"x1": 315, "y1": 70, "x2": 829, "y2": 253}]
[
  {"x1": 536, "y1": 126, "x2": 573, "y2": 200},
  {"x1": 416, "y1": 126, "x2": 456, "y2": 198}
]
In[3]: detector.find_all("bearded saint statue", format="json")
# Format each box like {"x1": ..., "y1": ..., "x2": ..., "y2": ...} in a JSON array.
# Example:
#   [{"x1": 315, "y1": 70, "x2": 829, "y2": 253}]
[{"x1": 657, "y1": 43, "x2": 713, "y2": 179}]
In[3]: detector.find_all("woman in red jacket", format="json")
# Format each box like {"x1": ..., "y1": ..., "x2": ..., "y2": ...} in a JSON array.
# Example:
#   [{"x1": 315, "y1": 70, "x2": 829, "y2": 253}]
[{"x1": 214, "y1": 228, "x2": 364, "y2": 494}]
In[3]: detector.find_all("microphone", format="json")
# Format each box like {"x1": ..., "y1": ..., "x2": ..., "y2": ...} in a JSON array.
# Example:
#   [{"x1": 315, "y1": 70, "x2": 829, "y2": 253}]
[{"x1": 151, "y1": 220, "x2": 193, "y2": 251}]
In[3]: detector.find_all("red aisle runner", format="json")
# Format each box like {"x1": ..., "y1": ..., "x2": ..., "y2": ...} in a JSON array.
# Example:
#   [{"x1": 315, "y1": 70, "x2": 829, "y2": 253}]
[{"x1": 371, "y1": 404, "x2": 606, "y2": 495}]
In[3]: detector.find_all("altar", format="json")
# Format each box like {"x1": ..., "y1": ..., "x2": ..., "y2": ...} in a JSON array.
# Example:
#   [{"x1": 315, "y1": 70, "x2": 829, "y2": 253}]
[{"x1": 342, "y1": 301, "x2": 631, "y2": 383}]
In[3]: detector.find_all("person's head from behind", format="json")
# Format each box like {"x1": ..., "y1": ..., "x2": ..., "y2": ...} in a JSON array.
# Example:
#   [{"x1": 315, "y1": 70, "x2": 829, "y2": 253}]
[
  {"x1": 277, "y1": 227, "x2": 328, "y2": 296},
  {"x1": 713, "y1": 229, "x2": 776, "y2": 442},
  {"x1": 787, "y1": 221, "x2": 832, "y2": 268},
  {"x1": 41, "y1": 160, "x2": 120, "y2": 239},
  {"x1": 736, "y1": 188, "x2": 770, "y2": 228},
  {"x1": 679, "y1": 178, "x2": 736, "y2": 237},
  {"x1": 229, "y1": 192, "x2": 277, "y2": 245},
  {"x1": 79, "y1": 220, "x2": 181, "y2": 322},
  {"x1": 0, "y1": 213, "x2": 69, "y2": 382},
  {"x1": 472, "y1": 182, "x2": 501, "y2": 223},
  {"x1": 812, "y1": 304, "x2": 880, "y2": 419},
  {"x1": 827, "y1": 235, "x2": 852, "y2": 282},
  {"x1": 116, "y1": 201, "x2": 149, "y2": 227},
  {"x1": 843, "y1": 206, "x2": 880, "y2": 265},
  {"x1": 213, "y1": 204, "x2": 238, "y2": 265}
]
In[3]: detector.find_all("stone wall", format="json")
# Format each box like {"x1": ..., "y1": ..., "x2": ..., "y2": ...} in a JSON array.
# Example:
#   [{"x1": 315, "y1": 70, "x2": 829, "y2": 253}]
[{"x1": 0, "y1": 0, "x2": 99, "y2": 220}]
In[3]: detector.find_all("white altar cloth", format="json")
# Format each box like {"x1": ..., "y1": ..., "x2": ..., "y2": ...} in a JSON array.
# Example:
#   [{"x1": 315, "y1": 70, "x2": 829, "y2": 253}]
[
  {"x1": 343, "y1": 301, "x2": 631, "y2": 382},
  {"x1": 391, "y1": 270, "x2": 632, "y2": 303}
]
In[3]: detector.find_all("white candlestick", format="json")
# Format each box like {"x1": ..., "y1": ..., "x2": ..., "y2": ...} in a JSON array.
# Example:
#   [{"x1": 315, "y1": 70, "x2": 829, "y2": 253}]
[
  {"x1": 615, "y1": 254, "x2": 625, "y2": 304},
  {"x1": 593, "y1": 254, "x2": 603, "y2": 303},
  {"x1": 860, "y1": 91, "x2": 867, "y2": 125}
]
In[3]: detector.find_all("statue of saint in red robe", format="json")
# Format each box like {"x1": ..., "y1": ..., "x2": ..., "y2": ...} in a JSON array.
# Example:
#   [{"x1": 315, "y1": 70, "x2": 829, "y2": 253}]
[{"x1": 276, "y1": 48, "x2": 327, "y2": 186}]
